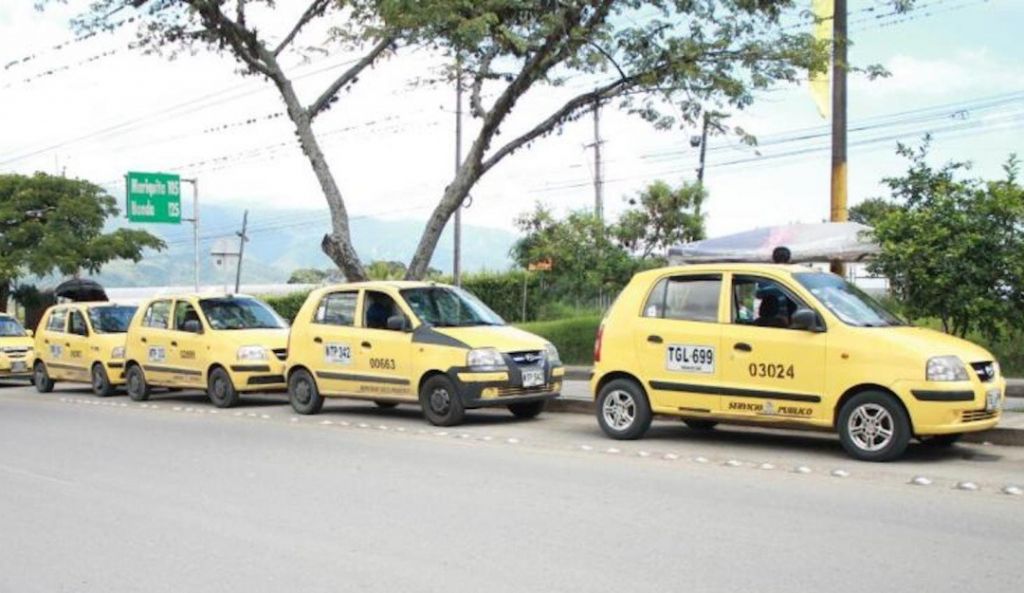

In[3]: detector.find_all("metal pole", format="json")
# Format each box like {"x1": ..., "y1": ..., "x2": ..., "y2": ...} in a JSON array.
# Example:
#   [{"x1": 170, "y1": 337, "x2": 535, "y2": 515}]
[
  {"x1": 234, "y1": 210, "x2": 249, "y2": 294},
  {"x1": 453, "y1": 59, "x2": 464, "y2": 287},
  {"x1": 521, "y1": 272, "x2": 527, "y2": 323},
  {"x1": 696, "y1": 113, "x2": 710, "y2": 219},
  {"x1": 592, "y1": 97, "x2": 604, "y2": 223},
  {"x1": 182, "y1": 178, "x2": 200, "y2": 292},
  {"x1": 830, "y1": 0, "x2": 848, "y2": 277}
]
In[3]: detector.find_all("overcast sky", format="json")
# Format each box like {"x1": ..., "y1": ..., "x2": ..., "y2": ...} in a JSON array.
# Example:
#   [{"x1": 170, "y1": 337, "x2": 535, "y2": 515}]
[{"x1": 1, "y1": 0, "x2": 1022, "y2": 254}]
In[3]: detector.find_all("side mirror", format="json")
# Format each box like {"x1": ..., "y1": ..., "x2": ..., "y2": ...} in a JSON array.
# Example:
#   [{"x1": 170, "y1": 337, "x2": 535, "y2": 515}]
[
  {"x1": 386, "y1": 315, "x2": 409, "y2": 332},
  {"x1": 791, "y1": 308, "x2": 823, "y2": 332},
  {"x1": 183, "y1": 319, "x2": 202, "y2": 334}
]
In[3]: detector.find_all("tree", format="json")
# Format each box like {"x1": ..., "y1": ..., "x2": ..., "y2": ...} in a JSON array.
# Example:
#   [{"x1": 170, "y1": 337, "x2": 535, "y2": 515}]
[
  {"x1": 848, "y1": 197, "x2": 902, "y2": 227},
  {"x1": 70, "y1": 1, "x2": 825, "y2": 282},
  {"x1": 287, "y1": 268, "x2": 331, "y2": 284},
  {"x1": 612, "y1": 180, "x2": 705, "y2": 259},
  {"x1": 0, "y1": 173, "x2": 165, "y2": 312},
  {"x1": 866, "y1": 141, "x2": 1024, "y2": 338}
]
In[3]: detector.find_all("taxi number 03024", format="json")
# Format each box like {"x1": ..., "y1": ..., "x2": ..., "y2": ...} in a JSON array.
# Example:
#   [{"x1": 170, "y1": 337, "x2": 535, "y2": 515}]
[{"x1": 749, "y1": 362, "x2": 795, "y2": 379}]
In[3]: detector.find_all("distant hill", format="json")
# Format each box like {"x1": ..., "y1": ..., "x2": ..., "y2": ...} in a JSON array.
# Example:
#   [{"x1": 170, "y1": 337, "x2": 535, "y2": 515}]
[{"x1": 87, "y1": 205, "x2": 517, "y2": 288}]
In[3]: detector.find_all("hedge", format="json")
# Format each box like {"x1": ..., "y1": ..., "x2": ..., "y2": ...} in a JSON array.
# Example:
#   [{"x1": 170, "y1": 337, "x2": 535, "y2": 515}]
[
  {"x1": 263, "y1": 291, "x2": 309, "y2": 322},
  {"x1": 514, "y1": 316, "x2": 601, "y2": 365}
]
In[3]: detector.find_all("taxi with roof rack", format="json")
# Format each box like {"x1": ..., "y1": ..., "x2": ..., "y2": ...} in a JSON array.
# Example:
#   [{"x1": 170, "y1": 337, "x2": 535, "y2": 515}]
[
  {"x1": 284, "y1": 281, "x2": 563, "y2": 425},
  {"x1": 122, "y1": 293, "x2": 289, "y2": 407},
  {"x1": 591, "y1": 262, "x2": 1005, "y2": 461},
  {"x1": 0, "y1": 313, "x2": 34, "y2": 382}
]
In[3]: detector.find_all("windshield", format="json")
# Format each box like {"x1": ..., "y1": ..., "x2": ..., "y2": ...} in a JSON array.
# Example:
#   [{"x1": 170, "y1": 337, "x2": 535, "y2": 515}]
[
  {"x1": 198, "y1": 297, "x2": 288, "y2": 330},
  {"x1": 401, "y1": 287, "x2": 505, "y2": 327},
  {"x1": 87, "y1": 305, "x2": 137, "y2": 334},
  {"x1": 794, "y1": 273, "x2": 905, "y2": 328},
  {"x1": 0, "y1": 317, "x2": 27, "y2": 337}
]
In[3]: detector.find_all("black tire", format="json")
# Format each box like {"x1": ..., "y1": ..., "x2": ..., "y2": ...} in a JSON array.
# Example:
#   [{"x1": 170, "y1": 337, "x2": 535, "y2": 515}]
[
  {"x1": 288, "y1": 369, "x2": 324, "y2": 415},
  {"x1": 508, "y1": 400, "x2": 546, "y2": 419},
  {"x1": 90, "y1": 363, "x2": 115, "y2": 397},
  {"x1": 207, "y1": 367, "x2": 240, "y2": 408},
  {"x1": 420, "y1": 374, "x2": 465, "y2": 427},
  {"x1": 33, "y1": 362, "x2": 54, "y2": 393},
  {"x1": 125, "y1": 364, "x2": 150, "y2": 402},
  {"x1": 837, "y1": 391, "x2": 911, "y2": 462},
  {"x1": 596, "y1": 378, "x2": 652, "y2": 440},
  {"x1": 921, "y1": 433, "x2": 964, "y2": 447},
  {"x1": 683, "y1": 419, "x2": 718, "y2": 431},
  {"x1": 374, "y1": 400, "x2": 399, "y2": 409}
]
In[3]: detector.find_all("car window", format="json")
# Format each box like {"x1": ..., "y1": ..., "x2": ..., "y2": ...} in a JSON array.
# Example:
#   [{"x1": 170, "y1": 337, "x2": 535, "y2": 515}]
[
  {"x1": 732, "y1": 276, "x2": 813, "y2": 330},
  {"x1": 142, "y1": 300, "x2": 172, "y2": 329},
  {"x1": 643, "y1": 275, "x2": 722, "y2": 322},
  {"x1": 314, "y1": 292, "x2": 357, "y2": 326},
  {"x1": 363, "y1": 291, "x2": 406, "y2": 331},
  {"x1": 46, "y1": 309, "x2": 68, "y2": 333},
  {"x1": 174, "y1": 301, "x2": 203, "y2": 332},
  {"x1": 68, "y1": 311, "x2": 89, "y2": 336}
]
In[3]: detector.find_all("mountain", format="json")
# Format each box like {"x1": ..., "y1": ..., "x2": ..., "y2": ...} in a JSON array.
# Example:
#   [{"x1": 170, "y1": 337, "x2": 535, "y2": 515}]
[{"x1": 89, "y1": 204, "x2": 517, "y2": 288}]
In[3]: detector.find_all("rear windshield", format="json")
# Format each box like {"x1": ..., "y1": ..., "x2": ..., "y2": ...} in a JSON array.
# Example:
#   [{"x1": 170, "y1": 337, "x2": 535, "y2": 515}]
[{"x1": 88, "y1": 305, "x2": 137, "y2": 334}]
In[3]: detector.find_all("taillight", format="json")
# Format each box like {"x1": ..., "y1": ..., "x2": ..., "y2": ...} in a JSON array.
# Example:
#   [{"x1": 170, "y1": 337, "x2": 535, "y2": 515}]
[{"x1": 594, "y1": 323, "x2": 604, "y2": 363}]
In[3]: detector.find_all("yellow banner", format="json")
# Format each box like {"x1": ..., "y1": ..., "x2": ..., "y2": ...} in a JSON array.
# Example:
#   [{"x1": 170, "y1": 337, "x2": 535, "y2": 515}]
[{"x1": 809, "y1": 0, "x2": 833, "y2": 119}]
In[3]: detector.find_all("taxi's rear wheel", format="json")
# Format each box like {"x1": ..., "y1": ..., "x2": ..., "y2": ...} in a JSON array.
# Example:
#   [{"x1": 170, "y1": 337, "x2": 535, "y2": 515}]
[
  {"x1": 33, "y1": 362, "x2": 54, "y2": 393},
  {"x1": 126, "y1": 364, "x2": 150, "y2": 402},
  {"x1": 508, "y1": 400, "x2": 546, "y2": 419},
  {"x1": 837, "y1": 391, "x2": 910, "y2": 462},
  {"x1": 420, "y1": 375, "x2": 465, "y2": 426},
  {"x1": 683, "y1": 419, "x2": 718, "y2": 431},
  {"x1": 288, "y1": 369, "x2": 324, "y2": 415},
  {"x1": 207, "y1": 367, "x2": 239, "y2": 408},
  {"x1": 91, "y1": 363, "x2": 115, "y2": 397},
  {"x1": 596, "y1": 378, "x2": 651, "y2": 440}
]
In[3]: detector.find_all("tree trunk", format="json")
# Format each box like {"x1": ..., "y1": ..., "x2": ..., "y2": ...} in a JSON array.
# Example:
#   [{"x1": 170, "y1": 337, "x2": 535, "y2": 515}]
[
  {"x1": 406, "y1": 166, "x2": 478, "y2": 280},
  {"x1": 0, "y1": 281, "x2": 8, "y2": 314}
]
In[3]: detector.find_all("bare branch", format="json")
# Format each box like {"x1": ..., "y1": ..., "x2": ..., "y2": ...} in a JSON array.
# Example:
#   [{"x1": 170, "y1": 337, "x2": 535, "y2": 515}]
[
  {"x1": 589, "y1": 41, "x2": 625, "y2": 80},
  {"x1": 307, "y1": 35, "x2": 395, "y2": 119},
  {"x1": 273, "y1": 0, "x2": 330, "y2": 57},
  {"x1": 469, "y1": 48, "x2": 498, "y2": 119},
  {"x1": 189, "y1": 1, "x2": 275, "y2": 78}
]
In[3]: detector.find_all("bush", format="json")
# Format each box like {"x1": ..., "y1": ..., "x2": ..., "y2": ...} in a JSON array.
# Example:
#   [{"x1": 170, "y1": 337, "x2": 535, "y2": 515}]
[
  {"x1": 514, "y1": 316, "x2": 601, "y2": 365},
  {"x1": 263, "y1": 291, "x2": 311, "y2": 323}
]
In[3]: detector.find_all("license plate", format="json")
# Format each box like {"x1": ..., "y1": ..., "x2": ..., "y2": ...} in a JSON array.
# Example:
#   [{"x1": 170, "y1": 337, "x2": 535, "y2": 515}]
[
  {"x1": 986, "y1": 389, "x2": 1001, "y2": 413},
  {"x1": 11, "y1": 361, "x2": 26, "y2": 373},
  {"x1": 521, "y1": 369, "x2": 545, "y2": 388},
  {"x1": 666, "y1": 344, "x2": 715, "y2": 374}
]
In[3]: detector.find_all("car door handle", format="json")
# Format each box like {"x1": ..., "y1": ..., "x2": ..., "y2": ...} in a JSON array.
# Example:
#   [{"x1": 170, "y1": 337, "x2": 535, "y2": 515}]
[
  {"x1": 734, "y1": 342, "x2": 753, "y2": 352},
  {"x1": 171, "y1": 341, "x2": 178, "y2": 347},
  {"x1": 647, "y1": 335, "x2": 663, "y2": 344},
  {"x1": 141, "y1": 337, "x2": 148, "y2": 343},
  {"x1": 313, "y1": 337, "x2": 323, "y2": 344},
  {"x1": 64, "y1": 342, "x2": 71, "y2": 347},
  {"x1": 361, "y1": 341, "x2": 372, "y2": 349}
]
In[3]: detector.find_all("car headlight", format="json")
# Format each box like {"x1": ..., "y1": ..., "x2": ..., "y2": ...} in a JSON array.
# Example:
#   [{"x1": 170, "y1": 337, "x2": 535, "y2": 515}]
[
  {"x1": 926, "y1": 356, "x2": 969, "y2": 382},
  {"x1": 544, "y1": 342, "x2": 561, "y2": 366},
  {"x1": 111, "y1": 346, "x2": 125, "y2": 359},
  {"x1": 237, "y1": 345, "x2": 268, "y2": 361},
  {"x1": 467, "y1": 347, "x2": 506, "y2": 371}
]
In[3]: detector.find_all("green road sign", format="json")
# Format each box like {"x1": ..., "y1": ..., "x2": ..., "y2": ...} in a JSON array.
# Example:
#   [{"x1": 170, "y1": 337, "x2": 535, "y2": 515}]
[{"x1": 125, "y1": 171, "x2": 181, "y2": 223}]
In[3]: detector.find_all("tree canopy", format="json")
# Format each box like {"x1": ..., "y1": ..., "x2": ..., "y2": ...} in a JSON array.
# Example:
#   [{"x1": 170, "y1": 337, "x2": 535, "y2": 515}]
[{"x1": 612, "y1": 180, "x2": 705, "y2": 259}]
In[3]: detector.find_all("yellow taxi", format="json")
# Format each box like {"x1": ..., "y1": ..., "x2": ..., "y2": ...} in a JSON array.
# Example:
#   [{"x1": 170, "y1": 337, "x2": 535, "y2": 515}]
[
  {"x1": 123, "y1": 294, "x2": 289, "y2": 407},
  {"x1": 591, "y1": 263, "x2": 1005, "y2": 461},
  {"x1": 285, "y1": 281, "x2": 563, "y2": 425},
  {"x1": 33, "y1": 302, "x2": 136, "y2": 396},
  {"x1": 0, "y1": 313, "x2": 35, "y2": 382}
]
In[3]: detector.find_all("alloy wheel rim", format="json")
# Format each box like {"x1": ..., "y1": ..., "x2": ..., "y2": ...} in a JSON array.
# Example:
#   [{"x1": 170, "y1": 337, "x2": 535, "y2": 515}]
[
  {"x1": 848, "y1": 403, "x2": 895, "y2": 452},
  {"x1": 430, "y1": 387, "x2": 451, "y2": 414},
  {"x1": 294, "y1": 379, "x2": 312, "y2": 405},
  {"x1": 92, "y1": 368, "x2": 103, "y2": 390},
  {"x1": 603, "y1": 390, "x2": 636, "y2": 430}
]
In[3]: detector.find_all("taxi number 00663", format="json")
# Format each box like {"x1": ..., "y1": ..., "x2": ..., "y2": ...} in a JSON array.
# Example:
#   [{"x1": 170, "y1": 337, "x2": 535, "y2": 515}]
[{"x1": 666, "y1": 344, "x2": 715, "y2": 374}]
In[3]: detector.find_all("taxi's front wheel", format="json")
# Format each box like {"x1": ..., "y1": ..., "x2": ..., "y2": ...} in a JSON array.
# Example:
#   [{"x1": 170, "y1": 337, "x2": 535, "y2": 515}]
[
  {"x1": 33, "y1": 362, "x2": 54, "y2": 393},
  {"x1": 125, "y1": 365, "x2": 150, "y2": 402},
  {"x1": 837, "y1": 391, "x2": 911, "y2": 462},
  {"x1": 208, "y1": 367, "x2": 240, "y2": 408},
  {"x1": 420, "y1": 375, "x2": 465, "y2": 426},
  {"x1": 91, "y1": 363, "x2": 115, "y2": 397},
  {"x1": 288, "y1": 369, "x2": 324, "y2": 415},
  {"x1": 596, "y1": 379, "x2": 651, "y2": 440}
]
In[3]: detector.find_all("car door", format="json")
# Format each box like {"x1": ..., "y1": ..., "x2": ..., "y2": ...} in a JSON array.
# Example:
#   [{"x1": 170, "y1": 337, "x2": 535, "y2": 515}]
[
  {"x1": 718, "y1": 273, "x2": 828, "y2": 422},
  {"x1": 40, "y1": 307, "x2": 70, "y2": 379},
  {"x1": 633, "y1": 274, "x2": 725, "y2": 415},
  {"x1": 169, "y1": 299, "x2": 207, "y2": 388},
  {"x1": 303, "y1": 290, "x2": 363, "y2": 395},
  {"x1": 64, "y1": 309, "x2": 92, "y2": 382},
  {"x1": 351, "y1": 289, "x2": 415, "y2": 400},
  {"x1": 137, "y1": 299, "x2": 174, "y2": 385}
]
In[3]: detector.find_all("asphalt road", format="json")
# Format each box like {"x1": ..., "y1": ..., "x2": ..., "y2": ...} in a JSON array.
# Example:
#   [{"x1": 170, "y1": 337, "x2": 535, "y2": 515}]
[{"x1": 2, "y1": 382, "x2": 1022, "y2": 593}]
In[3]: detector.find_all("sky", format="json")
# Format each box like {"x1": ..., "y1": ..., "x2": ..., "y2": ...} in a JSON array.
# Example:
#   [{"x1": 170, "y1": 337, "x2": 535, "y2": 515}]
[{"x1": 0, "y1": 0, "x2": 1022, "y2": 268}]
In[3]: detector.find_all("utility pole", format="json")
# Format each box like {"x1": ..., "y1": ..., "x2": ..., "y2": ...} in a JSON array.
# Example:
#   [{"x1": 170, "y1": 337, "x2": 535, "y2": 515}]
[
  {"x1": 830, "y1": 0, "x2": 848, "y2": 277},
  {"x1": 695, "y1": 113, "x2": 710, "y2": 219},
  {"x1": 234, "y1": 210, "x2": 249, "y2": 294},
  {"x1": 591, "y1": 97, "x2": 604, "y2": 223},
  {"x1": 453, "y1": 59, "x2": 464, "y2": 287},
  {"x1": 181, "y1": 178, "x2": 200, "y2": 292}
]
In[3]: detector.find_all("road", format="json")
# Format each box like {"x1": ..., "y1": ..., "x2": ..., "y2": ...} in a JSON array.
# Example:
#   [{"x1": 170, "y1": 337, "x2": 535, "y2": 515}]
[{"x1": 1, "y1": 382, "x2": 1022, "y2": 593}]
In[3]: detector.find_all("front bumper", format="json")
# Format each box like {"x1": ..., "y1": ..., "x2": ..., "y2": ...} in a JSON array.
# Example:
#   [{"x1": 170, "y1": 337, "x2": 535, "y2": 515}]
[
  {"x1": 451, "y1": 365, "x2": 563, "y2": 408},
  {"x1": 894, "y1": 378, "x2": 1005, "y2": 435},
  {"x1": 0, "y1": 356, "x2": 33, "y2": 379},
  {"x1": 230, "y1": 361, "x2": 287, "y2": 392}
]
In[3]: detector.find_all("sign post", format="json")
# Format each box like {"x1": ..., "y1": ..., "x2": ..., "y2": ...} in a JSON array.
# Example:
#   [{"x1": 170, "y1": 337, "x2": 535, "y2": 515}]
[{"x1": 125, "y1": 171, "x2": 199, "y2": 291}]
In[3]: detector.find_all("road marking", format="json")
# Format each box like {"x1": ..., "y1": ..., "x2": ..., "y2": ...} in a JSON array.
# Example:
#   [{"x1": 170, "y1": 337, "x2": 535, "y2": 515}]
[
  {"x1": 506, "y1": 438, "x2": 520, "y2": 444},
  {"x1": 1002, "y1": 485, "x2": 1023, "y2": 496},
  {"x1": 663, "y1": 453, "x2": 679, "y2": 460},
  {"x1": 693, "y1": 456, "x2": 709, "y2": 464},
  {"x1": 605, "y1": 447, "x2": 620, "y2": 454},
  {"x1": 759, "y1": 463, "x2": 775, "y2": 470},
  {"x1": 909, "y1": 476, "x2": 932, "y2": 486},
  {"x1": 0, "y1": 463, "x2": 74, "y2": 486},
  {"x1": 793, "y1": 465, "x2": 812, "y2": 474},
  {"x1": 723, "y1": 459, "x2": 742, "y2": 467},
  {"x1": 955, "y1": 481, "x2": 979, "y2": 491},
  {"x1": 831, "y1": 469, "x2": 850, "y2": 478}
]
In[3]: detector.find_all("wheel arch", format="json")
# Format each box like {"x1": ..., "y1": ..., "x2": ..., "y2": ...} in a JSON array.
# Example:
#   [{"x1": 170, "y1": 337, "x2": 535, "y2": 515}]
[
  {"x1": 418, "y1": 369, "x2": 450, "y2": 396},
  {"x1": 833, "y1": 383, "x2": 915, "y2": 432},
  {"x1": 595, "y1": 370, "x2": 647, "y2": 400}
]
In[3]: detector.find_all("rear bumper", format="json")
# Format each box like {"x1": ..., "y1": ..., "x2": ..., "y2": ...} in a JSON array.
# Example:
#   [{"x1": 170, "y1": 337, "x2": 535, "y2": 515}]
[
  {"x1": 451, "y1": 365, "x2": 563, "y2": 408},
  {"x1": 893, "y1": 378, "x2": 1005, "y2": 435}
]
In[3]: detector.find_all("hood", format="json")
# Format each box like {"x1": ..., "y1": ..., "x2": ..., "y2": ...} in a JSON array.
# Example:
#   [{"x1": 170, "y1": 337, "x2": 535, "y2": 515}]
[
  {"x1": 212, "y1": 328, "x2": 290, "y2": 348},
  {"x1": 432, "y1": 325, "x2": 549, "y2": 352},
  {"x1": 870, "y1": 326, "x2": 995, "y2": 364},
  {"x1": 0, "y1": 336, "x2": 34, "y2": 350}
]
